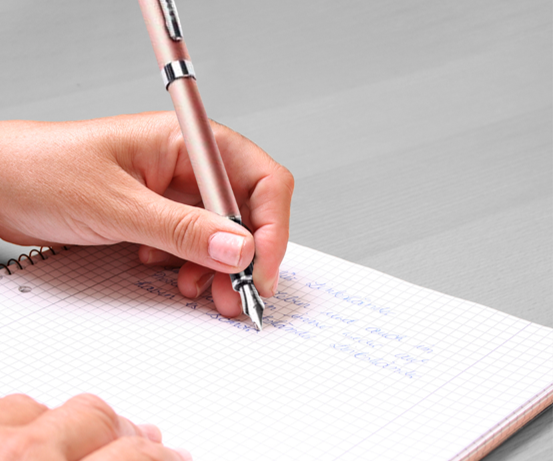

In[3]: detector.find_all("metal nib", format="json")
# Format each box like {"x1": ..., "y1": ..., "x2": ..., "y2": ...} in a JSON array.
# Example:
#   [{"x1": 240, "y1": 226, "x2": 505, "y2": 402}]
[{"x1": 238, "y1": 283, "x2": 265, "y2": 331}]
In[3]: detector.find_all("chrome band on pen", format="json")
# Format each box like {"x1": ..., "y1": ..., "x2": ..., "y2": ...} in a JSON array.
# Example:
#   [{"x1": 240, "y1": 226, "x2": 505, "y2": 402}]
[
  {"x1": 227, "y1": 217, "x2": 256, "y2": 293},
  {"x1": 141, "y1": 0, "x2": 264, "y2": 329},
  {"x1": 161, "y1": 60, "x2": 196, "y2": 89},
  {"x1": 231, "y1": 272, "x2": 254, "y2": 292}
]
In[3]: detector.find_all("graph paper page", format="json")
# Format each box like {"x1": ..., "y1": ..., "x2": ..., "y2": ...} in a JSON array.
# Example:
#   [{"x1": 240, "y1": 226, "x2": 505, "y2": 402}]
[{"x1": 0, "y1": 242, "x2": 551, "y2": 461}]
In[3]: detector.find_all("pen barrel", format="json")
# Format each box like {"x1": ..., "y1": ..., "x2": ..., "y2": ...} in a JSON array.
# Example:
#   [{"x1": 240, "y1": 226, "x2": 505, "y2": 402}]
[
  {"x1": 138, "y1": 0, "x2": 191, "y2": 66},
  {"x1": 169, "y1": 79, "x2": 240, "y2": 217},
  {"x1": 138, "y1": 0, "x2": 240, "y2": 217}
]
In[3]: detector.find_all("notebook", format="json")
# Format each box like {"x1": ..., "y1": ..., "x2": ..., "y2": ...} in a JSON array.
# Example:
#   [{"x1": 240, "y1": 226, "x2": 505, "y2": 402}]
[{"x1": 0, "y1": 242, "x2": 551, "y2": 461}]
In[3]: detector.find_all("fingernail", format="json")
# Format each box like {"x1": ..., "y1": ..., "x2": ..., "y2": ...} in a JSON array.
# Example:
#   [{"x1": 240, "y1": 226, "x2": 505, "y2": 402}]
[
  {"x1": 195, "y1": 273, "x2": 215, "y2": 298},
  {"x1": 208, "y1": 232, "x2": 245, "y2": 267},
  {"x1": 234, "y1": 295, "x2": 243, "y2": 317},
  {"x1": 146, "y1": 248, "x2": 170, "y2": 265},
  {"x1": 137, "y1": 424, "x2": 162, "y2": 443},
  {"x1": 271, "y1": 276, "x2": 279, "y2": 296},
  {"x1": 173, "y1": 448, "x2": 193, "y2": 461}
]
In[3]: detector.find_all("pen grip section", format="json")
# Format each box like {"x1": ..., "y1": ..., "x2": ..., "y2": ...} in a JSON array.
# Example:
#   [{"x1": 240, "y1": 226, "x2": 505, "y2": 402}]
[{"x1": 228, "y1": 216, "x2": 255, "y2": 291}]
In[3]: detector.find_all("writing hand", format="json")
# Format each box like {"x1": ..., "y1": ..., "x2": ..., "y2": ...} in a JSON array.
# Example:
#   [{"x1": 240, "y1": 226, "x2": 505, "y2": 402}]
[
  {"x1": 0, "y1": 393, "x2": 192, "y2": 460},
  {"x1": 0, "y1": 113, "x2": 293, "y2": 316}
]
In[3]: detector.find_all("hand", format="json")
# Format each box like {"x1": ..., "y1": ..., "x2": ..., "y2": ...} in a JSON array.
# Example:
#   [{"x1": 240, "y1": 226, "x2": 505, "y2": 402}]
[
  {"x1": 0, "y1": 393, "x2": 192, "y2": 460},
  {"x1": 0, "y1": 113, "x2": 293, "y2": 316}
]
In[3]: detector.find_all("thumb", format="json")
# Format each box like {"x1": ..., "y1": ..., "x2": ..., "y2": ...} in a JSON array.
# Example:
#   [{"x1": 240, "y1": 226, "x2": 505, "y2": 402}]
[{"x1": 110, "y1": 185, "x2": 254, "y2": 273}]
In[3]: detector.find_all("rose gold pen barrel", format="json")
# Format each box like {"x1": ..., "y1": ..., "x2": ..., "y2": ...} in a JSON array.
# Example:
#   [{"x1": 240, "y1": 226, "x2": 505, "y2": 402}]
[
  {"x1": 169, "y1": 80, "x2": 240, "y2": 217},
  {"x1": 138, "y1": 0, "x2": 240, "y2": 218},
  {"x1": 138, "y1": 0, "x2": 265, "y2": 330}
]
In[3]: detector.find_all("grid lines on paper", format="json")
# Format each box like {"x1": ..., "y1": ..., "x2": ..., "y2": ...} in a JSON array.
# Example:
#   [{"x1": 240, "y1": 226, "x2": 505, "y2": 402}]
[{"x1": 0, "y1": 242, "x2": 552, "y2": 461}]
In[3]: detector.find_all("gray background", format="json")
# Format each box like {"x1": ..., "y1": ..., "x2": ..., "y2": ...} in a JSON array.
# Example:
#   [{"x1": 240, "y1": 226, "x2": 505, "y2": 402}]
[{"x1": 0, "y1": 1, "x2": 551, "y2": 459}]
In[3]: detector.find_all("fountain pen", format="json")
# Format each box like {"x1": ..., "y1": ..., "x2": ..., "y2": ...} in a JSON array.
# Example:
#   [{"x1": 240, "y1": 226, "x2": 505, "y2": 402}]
[{"x1": 138, "y1": 0, "x2": 264, "y2": 330}]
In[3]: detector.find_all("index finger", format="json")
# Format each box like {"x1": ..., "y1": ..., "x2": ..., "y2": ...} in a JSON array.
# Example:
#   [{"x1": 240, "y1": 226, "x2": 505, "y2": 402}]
[{"x1": 212, "y1": 121, "x2": 294, "y2": 297}]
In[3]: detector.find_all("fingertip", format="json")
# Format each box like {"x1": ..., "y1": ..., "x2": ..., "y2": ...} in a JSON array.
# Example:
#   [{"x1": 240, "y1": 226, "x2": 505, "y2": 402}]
[
  {"x1": 178, "y1": 263, "x2": 215, "y2": 299},
  {"x1": 207, "y1": 230, "x2": 254, "y2": 272},
  {"x1": 240, "y1": 232, "x2": 256, "y2": 271},
  {"x1": 252, "y1": 266, "x2": 280, "y2": 298},
  {"x1": 211, "y1": 272, "x2": 242, "y2": 318},
  {"x1": 271, "y1": 275, "x2": 279, "y2": 297},
  {"x1": 138, "y1": 245, "x2": 185, "y2": 267},
  {"x1": 142, "y1": 247, "x2": 171, "y2": 265},
  {"x1": 196, "y1": 272, "x2": 215, "y2": 297},
  {"x1": 246, "y1": 224, "x2": 288, "y2": 297},
  {"x1": 137, "y1": 245, "x2": 152, "y2": 264}
]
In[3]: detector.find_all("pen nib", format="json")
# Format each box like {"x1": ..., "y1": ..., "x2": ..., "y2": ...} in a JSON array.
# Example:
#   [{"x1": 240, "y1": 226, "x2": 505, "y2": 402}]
[{"x1": 238, "y1": 283, "x2": 264, "y2": 331}]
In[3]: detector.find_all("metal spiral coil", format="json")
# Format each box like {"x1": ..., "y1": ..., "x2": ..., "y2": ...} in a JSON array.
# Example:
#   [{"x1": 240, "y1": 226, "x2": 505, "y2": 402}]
[{"x1": 0, "y1": 246, "x2": 68, "y2": 275}]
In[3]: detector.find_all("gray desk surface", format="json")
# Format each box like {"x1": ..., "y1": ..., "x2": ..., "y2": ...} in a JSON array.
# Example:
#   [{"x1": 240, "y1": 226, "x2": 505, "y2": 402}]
[{"x1": 1, "y1": 1, "x2": 551, "y2": 459}]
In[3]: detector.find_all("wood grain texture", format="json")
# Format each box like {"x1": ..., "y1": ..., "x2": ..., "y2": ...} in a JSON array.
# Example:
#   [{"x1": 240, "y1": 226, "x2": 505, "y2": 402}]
[{"x1": 0, "y1": 1, "x2": 551, "y2": 459}]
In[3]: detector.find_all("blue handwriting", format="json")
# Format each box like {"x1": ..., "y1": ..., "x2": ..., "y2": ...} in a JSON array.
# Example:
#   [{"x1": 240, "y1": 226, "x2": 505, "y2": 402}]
[
  {"x1": 323, "y1": 312, "x2": 358, "y2": 324},
  {"x1": 282, "y1": 313, "x2": 332, "y2": 330},
  {"x1": 205, "y1": 313, "x2": 259, "y2": 333},
  {"x1": 151, "y1": 271, "x2": 178, "y2": 288},
  {"x1": 306, "y1": 282, "x2": 393, "y2": 316},
  {"x1": 365, "y1": 327, "x2": 407, "y2": 341},
  {"x1": 135, "y1": 281, "x2": 176, "y2": 299},
  {"x1": 341, "y1": 332, "x2": 383, "y2": 348},
  {"x1": 330, "y1": 343, "x2": 420, "y2": 378},
  {"x1": 273, "y1": 291, "x2": 311, "y2": 309},
  {"x1": 263, "y1": 315, "x2": 313, "y2": 339}
]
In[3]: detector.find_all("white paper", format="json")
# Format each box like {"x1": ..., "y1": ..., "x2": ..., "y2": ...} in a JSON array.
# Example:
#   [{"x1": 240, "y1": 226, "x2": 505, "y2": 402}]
[{"x1": 0, "y1": 242, "x2": 551, "y2": 460}]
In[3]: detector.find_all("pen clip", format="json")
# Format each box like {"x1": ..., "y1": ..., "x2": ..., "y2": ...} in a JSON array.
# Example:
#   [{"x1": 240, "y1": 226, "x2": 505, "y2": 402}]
[{"x1": 158, "y1": 0, "x2": 183, "y2": 41}]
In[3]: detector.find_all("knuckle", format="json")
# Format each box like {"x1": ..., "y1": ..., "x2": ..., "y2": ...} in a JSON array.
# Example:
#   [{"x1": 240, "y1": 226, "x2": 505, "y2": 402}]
[
  {"x1": 274, "y1": 165, "x2": 295, "y2": 198},
  {"x1": 0, "y1": 394, "x2": 33, "y2": 405},
  {"x1": 171, "y1": 209, "x2": 205, "y2": 256},
  {"x1": 166, "y1": 120, "x2": 186, "y2": 159},
  {"x1": 209, "y1": 118, "x2": 228, "y2": 138},
  {"x1": 70, "y1": 393, "x2": 114, "y2": 417},
  {"x1": 69, "y1": 393, "x2": 119, "y2": 438},
  {"x1": 0, "y1": 394, "x2": 46, "y2": 411}
]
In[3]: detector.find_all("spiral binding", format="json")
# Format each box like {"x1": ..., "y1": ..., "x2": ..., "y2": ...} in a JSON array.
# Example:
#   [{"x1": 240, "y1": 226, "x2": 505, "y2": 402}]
[{"x1": 0, "y1": 246, "x2": 69, "y2": 275}]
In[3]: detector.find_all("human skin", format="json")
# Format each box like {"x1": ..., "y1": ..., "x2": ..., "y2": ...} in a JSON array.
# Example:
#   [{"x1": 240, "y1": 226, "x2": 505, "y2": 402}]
[
  {"x1": 0, "y1": 393, "x2": 192, "y2": 460},
  {"x1": 0, "y1": 112, "x2": 293, "y2": 458},
  {"x1": 0, "y1": 112, "x2": 294, "y2": 317}
]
